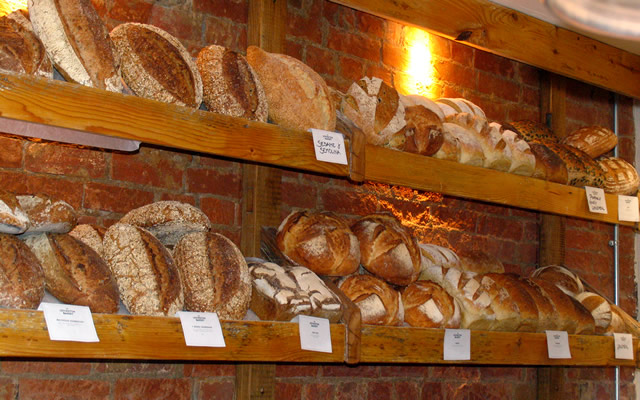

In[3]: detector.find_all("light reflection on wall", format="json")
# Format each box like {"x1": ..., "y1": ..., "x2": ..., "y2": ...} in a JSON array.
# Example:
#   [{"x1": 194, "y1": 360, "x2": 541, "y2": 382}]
[
  {"x1": 0, "y1": 0, "x2": 27, "y2": 16},
  {"x1": 397, "y1": 27, "x2": 438, "y2": 98}
]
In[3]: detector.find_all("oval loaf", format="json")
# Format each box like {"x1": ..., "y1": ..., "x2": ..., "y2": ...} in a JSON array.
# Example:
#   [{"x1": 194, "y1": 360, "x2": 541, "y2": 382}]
[
  {"x1": 0, "y1": 233, "x2": 44, "y2": 309},
  {"x1": 0, "y1": 190, "x2": 29, "y2": 234},
  {"x1": 0, "y1": 10, "x2": 52, "y2": 78}
]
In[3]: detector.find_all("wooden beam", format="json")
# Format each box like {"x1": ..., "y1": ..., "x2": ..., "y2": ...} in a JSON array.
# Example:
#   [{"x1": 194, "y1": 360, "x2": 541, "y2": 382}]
[{"x1": 329, "y1": 0, "x2": 640, "y2": 100}]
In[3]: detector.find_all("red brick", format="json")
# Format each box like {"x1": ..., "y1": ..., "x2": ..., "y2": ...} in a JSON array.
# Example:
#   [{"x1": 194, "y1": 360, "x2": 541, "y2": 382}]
[
  {"x1": 450, "y1": 41, "x2": 474, "y2": 67},
  {"x1": 0, "y1": 378, "x2": 16, "y2": 400},
  {"x1": 95, "y1": 362, "x2": 177, "y2": 374},
  {"x1": 382, "y1": 43, "x2": 408, "y2": 70},
  {"x1": 2, "y1": 173, "x2": 83, "y2": 208},
  {"x1": 365, "y1": 64, "x2": 392, "y2": 86},
  {"x1": 305, "y1": 46, "x2": 336, "y2": 76},
  {"x1": 430, "y1": 206, "x2": 478, "y2": 232},
  {"x1": 339, "y1": 56, "x2": 365, "y2": 83},
  {"x1": 304, "y1": 383, "x2": 335, "y2": 400},
  {"x1": 336, "y1": 382, "x2": 367, "y2": 400},
  {"x1": 275, "y1": 382, "x2": 301, "y2": 399},
  {"x1": 281, "y1": 181, "x2": 318, "y2": 209},
  {"x1": 2, "y1": 361, "x2": 91, "y2": 375},
  {"x1": 200, "y1": 197, "x2": 238, "y2": 226},
  {"x1": 115, "y1": 378, "x2": 191, "y2": 400},
  {"x1": 198, "y1": 381, "x2": 234, "y2": 400},
  {"x1": 479, "y1": 366, "x2": 523, "y2": 380},
  {"x1": 429, "y1": 35, "x2": 451, "y2": 60},
  {"x1": 287, "y1": 13, "x2": 323, "y2": 43},
  {"x1": 210, "y1": 227, "x2": 241, "y2": 247},
  {"x1": 435, "y1": 61, "x2": 475, "y2": 91},
  {"x1": 194, "y1": 0, "x2": 247, "y2": 24},
  {"x1": 204, "y1": 17, "x2": 247, "y2": 54},
  {"x1": 285, "y1": 40, "x2": 304, "y2": 60},
  {"x1": 379, "y1": 365, "x2": 428, "y2": 377},
  {"x1": 367, "y1": 382, "x2": 391, "y2": 400},
  {"x1": 84, "y1": 182, "x2": 154, "y2": 214},
  {"x1": 159, "y1": 193, "x2": 196, "y2": 204},
  {"x1": 420, "y1": 382, "x2": 444, "y2": 400},
  {"x1": 112, "y1": 147, "x2": 189, "y2": 190},
  {"x1": 108, "y1": 0, "x2": 153, "y2": 23},
  {"x1": 25, "y1": 142, "x2": 107, "y2": 178},
  {"x1": 477, "y1": 71, "x2": 520, "y2": 102},
  {"x1": 186, "y1": 168, "x2": 241, "y2": 198},
  {"x1": 275, "y1": 364, "x2": 320, "y2": 377},
  {"x1": 148, "y1": 6, "x2": 200, "y2": 43},
  {"x1": 18, "y1": 379, "x2": 110, "y2": 400},
  {"x1": 0, "y1": 135, "x2": 22, "y2": 167},
  {"x1": 357, "y1": 12, "x2": 385, "y2": 39},
  {"x1": 474, "y1": 51, "x2": 515, "y2": 78},
  {"x1": 444, "y1": 382, "x2": 511, "y2": 400},
  {"x1": 430, "y1": 366, "x2": 480, "y2": 380},
  {"x1": 321, "y1": 188, "x2": 378, "y2": 215},
  {"x1": 394, "y1": 381, "x2": 420, "y2": 399},
  {"x1": 326, "y1": 5, "x2": 355, "y2": 31},
  {"x1": 477, "y1": 215, "x2": 523, "y2": 241},
  {"x1": 322, "y1": 365, "x2": 378, "y2": 377},
  {"x1": 328, "y1": 28, "x2": 381, "y2": 62}
]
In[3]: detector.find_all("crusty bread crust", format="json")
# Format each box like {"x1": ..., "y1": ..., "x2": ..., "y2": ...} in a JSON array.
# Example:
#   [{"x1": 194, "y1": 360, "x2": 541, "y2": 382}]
[{"x1": 0, "y1": 233, "x2": 44, "y2": 309}]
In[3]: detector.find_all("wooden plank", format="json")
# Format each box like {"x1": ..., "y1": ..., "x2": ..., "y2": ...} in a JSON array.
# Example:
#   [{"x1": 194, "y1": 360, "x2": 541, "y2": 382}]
[
  {"x1": 328, "y1": 0, "x2": 640, "y2": 100},
  {"x1": 359, "y1": 326, "x2": 638, "y2": 366},
  {"x1": 0, "y1": 310, "x2": 345, "y2": 362}
]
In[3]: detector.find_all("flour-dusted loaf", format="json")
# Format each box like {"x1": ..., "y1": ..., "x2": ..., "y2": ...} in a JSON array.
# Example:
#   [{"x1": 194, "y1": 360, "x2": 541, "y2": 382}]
[
  {"x1": 529, "y1": 278, "x2": 580, "y2": 333},
  {"x1": 493, "y1": 123, "x2": 535, "y2": 176},
  {"x1": 276, "y1": 210, "x2": 360, "y2": 276},
  {"x1": 598, "y1": 156, "x2": 640, "y2": 195},
  {"x1": 518, "y1": 277, "x2": 559, "y2": 332},
  {"x1": 28, "y1": 0, "x2": 122, "y2": 92},
  {"x1": 436, "y1": 98, "x2": 487, "y2": 120},
  {"x1": 440, "y1": 122, "x2": 485, "y2": 167},
  {"x1": 119, "y1": 201, "x2": 212, "y2": 247},
  {"x1": 418, "y1": 243, "x2": 461, "y2": 284},
  {"x1": 562, "y1": 126, "x2": 617, "y2": 159},
  {"x1": 338, "y1": 274, "x2": 402, "y2": 326},
  {"x1": 17, "y1": 194, "x2": 77, "y2": 234},
  {"x1": 247, "y1": 45, "x2": 335, "y2": 131},
  {"x1": 248, "y1": 260, "x2": 343, "y2": 322},
  {"x1": 197, "y1": 44, "x2": 267, "y2": 121},
  {"x1": 68, "y1": 224, "x2": 106, "y2": 258},
  {"x1": 173, "y1": 232, "x2": 250, "y2": 319},
  {"x1": 103, "y1": 223, "x2": 183, "y2": 316},
  {"x1": 397, "y1": 103, "x2": 444, "y2": 156},
  {"x1": 110, "y1": 23, "x2": 202, "y2": 107},
  {"x1": 574, "y1": 291, "x2": 613, "y2": 334},
  {"x1": 402, "y1": 280, "x2": 460, "y2": 328},
  {"x1": 342, "y1": 76, "x2": 406, "y2": 146},
  {"x1": 0, "y1": 233, "x2": 44, "y2": 309},
  {"x1": 479, "y1": 273, "x2": 539, "y2": 332},
  {"x1": 0, "y1": 10, "x2": 52, "y2": 78},
  {"x1": 432, "y1": 128, "x2": 461, "y2": 162},
  {"x1": 531, "y1": 265, "x2": 584, "y2": 297},
  {"x1": 351, "y1": 213, "x2": 421, "y2": 286},
  {"x1": 0, "y1": 190, "x2": 29, "y2": 234},
  {"x1": 446, "y1": 272, "x2": 495, "y2": 330},
  {"x1": 448, "y1": 113, "x2": 511, "y2": 171},
  {"x1": 24, "y1": 233, "x2": 119, "y2": 313}
]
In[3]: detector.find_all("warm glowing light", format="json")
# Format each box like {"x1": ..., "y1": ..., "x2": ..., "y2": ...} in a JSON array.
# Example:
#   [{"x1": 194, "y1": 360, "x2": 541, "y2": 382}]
[
  {"x1": 398, "y1": 27, "x2": 438, "y2": 98},
  {"x1": 0, "y1": 0, "x2": 27, "y2": 16}
]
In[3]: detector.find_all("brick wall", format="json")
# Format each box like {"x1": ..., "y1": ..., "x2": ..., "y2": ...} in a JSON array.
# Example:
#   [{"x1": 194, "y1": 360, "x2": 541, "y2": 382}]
[{"x1": 0, "y1": 0, "x2": 635, "y2": 398}]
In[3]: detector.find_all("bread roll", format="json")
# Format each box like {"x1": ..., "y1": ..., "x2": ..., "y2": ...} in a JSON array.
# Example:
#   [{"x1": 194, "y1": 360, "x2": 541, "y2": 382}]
[
  {"x1": 0, "y1": 190, "x2": 29, "y2": 234},
  {"x1": 598, "y1": 157, "x2": 640, "y2": 195},
  {"x1": 342, "y1": 76, "x2": 406, "y2": 146},
  {"x1": 174, "y1": 232, "x2": 250, "y2": 320},
  {"x1": 17, "y1": 194, "x2": 77, "y2": 234},
  {"x1": 0, "y1": 10, "x2": 52, "y2": 78},
  {"x1": 0, "y1": 233, "x2": 44, "y2": 309},
  {"x1": 441, "y1": 122, "x2": 485, "y2": 167},
  {"x1": 110, "y1": 23, "x2": 202, "y2": 107},
  {"x1": 480, "y1": 273, "x2": 539, "y2": 332},
  {"x1": 103, "y1": 223, "x2": 183, "y2": 316},
  {"x1": 119, "y1": 201, "x2": 212, "y2": 247},
  {"x1": 276, "y1": 210, "x2": 360, "y2": 276},
  {"x1": 248, "y1": 260, "x2": 343, "y2": 322},
  {"x1": 247, "y1": 45, "x2": 335, "y2": 131},
  {"x1": 528, "y1": 142, "x2": 569, "y2": 184},
  {"x1": 351, "y1": 213, "x2": 420, "y2": 286},
  {"x1": 402, "y1": 280, "x2": 460, "y2": 328},
  {"x1": 69, "y1": 224, "x2": 106, "y2": 258},
  {"x1": 505, "y1": 120, "x2": 558, "y2": 144},
  {"x1": 338, "y1": 274, "x2": 402, "y2": 326},
  {"x1": 562, "y1": 126, "x2": 617, "y2": 158},
  {"x1": 196, "y1": 44, "x2": 267, "y2": 121},
  {"x1": 28, "y1": 0, "x2": 122, "y2": 92},
  {"x1": 531, "y1": 265, "x2": 584, "y2": 297},
  {"x1": 24, "y1": 233, "x2": 119, "y2": 313}
]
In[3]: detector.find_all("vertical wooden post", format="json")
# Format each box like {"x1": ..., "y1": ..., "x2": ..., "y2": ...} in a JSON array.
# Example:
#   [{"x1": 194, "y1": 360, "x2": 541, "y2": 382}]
[
  {"x1": 537, "y1": 72, "x2": 568, "y2": 400},
  {"x1": 236, "y1": 1, "x2": 287, "y2": 399}
]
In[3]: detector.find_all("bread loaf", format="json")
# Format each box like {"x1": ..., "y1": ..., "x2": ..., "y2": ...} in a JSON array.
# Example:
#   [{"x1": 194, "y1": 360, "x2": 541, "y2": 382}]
[
  {"x1": 448, "y1": 113, "x2": 511, "y2": 171},
  {"x1": 110, "y1": 23, "x2": 202, "y2": 108},
  {"x1": 505, "y1": 120, "x2": 558, "y2": 144},
  {"x1": 436, "y1": 98, "x2": 486, "y2": 120},
  {"x1": 441, "y1": 122, "x2": 485, "y2": 167},
  {"x1": 531, "y1": 265, "x2": 584, "y2": 297},
  {"x1": 598, "y1": 157, "x2": 640, "y2": 195},
  {"x1": 418, "y1": 243, "x2": 461, "y2": 284},
  {"x1": 494, "y1": 123, "x2": 535, "y2": 176},
  {"x1": 562, "y1": 126, "x2": 617, "y2": 158},
  {"x1": 28, "y1": 0, "x2": 122, "y2": 92},
  {"x1": 17, "y1": 194, "x2": 76, "y2": 234},
  {"x1": 0, "y1": 233, "x2": 44, "y2": 309},
  {"x1": 103, "y1": 223, "x2": 183, "y2": 316},
  {"x1": 402, "y1": 280, "x2": 460, "y2": 328},
  {"x1": 518, "y1": 277, "x2": 559, "y2": 332},
  {"x1": 338, "y1": 274, "x2": 402, "y2": 326},
  {"x1": 529, "y1": 278, "x2": 579, "y2": 333},
  {"x1": 0, "y1": 190, "x2": 29, "y2": 234},
  {"x1": 0, "y1": 10, "x2": 52, "y2": 78},
  {"x1": 528, "y1": 142, "x2": 569, "y2": 184},
  {"x1": 196, "y1": 44, "x2": 267, "y2": 121},
  {"x1": 446, "y1": 272, "x2": 495, "y2": 330},
  {"x1": 562, "y1": 144, "x2": 606, "y2": 188},
  {"x1": 276, "y1": 210, "x2": 360, "y2": 276},
  {"x1": 396, "y1": 104, "x2": 444, "y2": 156},
  {"x1": 119, "y1": 201, "x2": 212, "y2": 247},
  {"x1": 574, "y1": 291, "x2": 612, "y2": 334},
  {"x1": 432, "y1": 128, "x2": 461, "y2": 162},
  {"x1": 248, "y1": 260, "x2": 343, "y2": 322},
  {"x1": 247, "y1": 46, "x2": 335, "y2": 131},
  {"x1": 351, "y1": 213, "x2": 420, "y2": 286},
  {"x1": 480, "y1": 273, "x2": 539, "y2": 332},
  {"x1": 24, "y1": 233, "x2": 119, "y2": 313},
  {"x1": 400, "y1": 94, "x2": 445, "y2": 121},
  {"x1": 568, "y1": 296, "x2": 596, "y2": 335}
]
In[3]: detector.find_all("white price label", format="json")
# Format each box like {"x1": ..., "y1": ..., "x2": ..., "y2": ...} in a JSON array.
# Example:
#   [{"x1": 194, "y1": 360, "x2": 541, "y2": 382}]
[
  {"x1": 618, "y1": 195, "x2": 640, "y2": 222},
  {"x1": 311, "y1": 129, "x2": 348, "y2": 165},
  {"x1": 299, "y1": 315, "x2": 332, "y2": 353},
  {"x1": 545, "y1": 330, "x2": 571, "y2": 359},
  {"x1": 443, "y1": 329, "x2": 471, "y2": 360},
  {"x1": 585, "y1": 186, "x2": 608, "y2": 214},
  {"x1": 38, "y1": 302, "x2": 99, "y2": 342},
  {"x1": 177, "y1": 312, "x2": 226, "y2": 348},
  {"x1": 614, "y1": 333, "x2": 634, "y2": 360}
]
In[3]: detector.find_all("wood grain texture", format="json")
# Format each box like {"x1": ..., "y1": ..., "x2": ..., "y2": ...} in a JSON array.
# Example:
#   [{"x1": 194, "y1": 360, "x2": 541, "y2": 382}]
[{"x1": 329, "y1": 0, "x2": 640, "y2": 99}]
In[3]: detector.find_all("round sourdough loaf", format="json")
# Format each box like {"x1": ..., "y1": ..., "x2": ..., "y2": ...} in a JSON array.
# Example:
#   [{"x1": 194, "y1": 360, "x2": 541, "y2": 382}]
[
  {"x1": 119, "y1": 201, "x2": 211, "y2": 247},
  {"x1": 28, "y1": 0, "x2": 122, "y2": 92},
  {"x1": 69, "y1": 224, "x2": 106, "y2": 258},
  {"x1": 562, "y1": 126, "x2": 617, "y2": 158},
  {"x1": 351, "y1": 213, "x2": 421, "y2": 286},
  {"x1": 110, "y1": 23, "x2": 202, "y2": 108},
  {"x1": 103, "y1": 223, "x2": 183, "y2": 316},
  {"x1": 0, "y1": 233, "x2": 44, "y2": 309},
  {"x1": 246, "y1": 45, "x2": 335, "y2": 131},
  {"x1": 396, "y1": 103, "x2": 444, "y2": 156},
  {"x1": 17, "y1": 194, "x2": 77, "y2": 234},
  {"x1": 173, "y1": 232, "x2": 250, "y2": 320},
  {"x1": 0, "y1": 10, "x2": 52, "y2": 78},
  {"x1": 197, "y1": 44, "x2": 267, "y2": 122},
  {"x1": 276, "y1": 210, "x2": 360, "y2": 276},
  {"x1": 0, "y1": 190, "x2": 29, "y2": 234},
  {"x1": 598, "y1": 156, "x2": 640, "y2": 195},
  {"x1": 402, "y1": 280, "x2": 460, "y2": 328},
  {"x1": 338, "y1": 274, "x2": 403, "y2": 326},
  {"x1": 23, "y1": 233, "x2": 119, "y2": 313}
]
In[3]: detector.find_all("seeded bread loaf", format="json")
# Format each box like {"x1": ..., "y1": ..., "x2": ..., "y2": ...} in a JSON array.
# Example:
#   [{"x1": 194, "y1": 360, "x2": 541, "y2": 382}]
[
  {"x1": 505, "y1": 120, "x2": 558, "y2": 144},
  {"x1": 17, "y1": 194, "x2": 77, "y2": 234},
  {"x1": 0, "y1": 233, "x2": 44, "y2": 309},
  {"x1": 493, "y1": 123, "x2": 535, "y2": 176},
  {"x1": 0, "y1": 10, "x2": 52, "y2": 78},
  {"x1": 68, "y1": 224, "x2": 106, "y2": 258}
]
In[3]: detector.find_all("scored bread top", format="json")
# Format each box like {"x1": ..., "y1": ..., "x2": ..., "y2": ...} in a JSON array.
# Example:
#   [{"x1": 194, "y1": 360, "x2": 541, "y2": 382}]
[{"x1": 0, "y1": 10, "x2": 52, "y2": 78}]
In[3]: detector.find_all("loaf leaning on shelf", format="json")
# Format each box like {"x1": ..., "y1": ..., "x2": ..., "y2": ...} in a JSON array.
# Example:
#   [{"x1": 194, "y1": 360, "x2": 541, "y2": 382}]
[
  {"x1": 402, "y1": 280, "x2": 461, "y2": 328},
  {"x1": 338, "y1": 273, "x2": 403, "y2": 326},
  {"x1": 17, "y1": 193, "x2": 77, "y2": 235},
  {"x1": 0, "y1": 233, "x2": 44, "y2": 309},
  {"x1": 0, "y1": 190, "x2": 29, "y2": 235},
  {"x1": 0, "y1": 10, "x2": 52, "y2": 78}
]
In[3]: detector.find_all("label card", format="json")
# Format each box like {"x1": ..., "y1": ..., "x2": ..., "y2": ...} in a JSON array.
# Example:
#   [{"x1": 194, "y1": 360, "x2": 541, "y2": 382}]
[
  {"x1": 585, "y1": 186, "x2": 608, "y2": 214},
  {"x1": 614, "y1": 333, "x2": 634, "y2": 360},
  {"x1": 299, "y1": 315, "x2": 332, "y2": 353},
  {"x1": 618, "y1": 195, "x2": 640, "y2": 222},
  {"x1": 39, "y1": 302, "x2": 99, "y2": 342},
  {"x1": 545, "y1": 330, "x2": 571, "y2": 359},
  {"x1": 311, "y1": 129, "x2": 348, "y2": 165},
  {"x1": 177, "y1": 311, "x2": 226, "y2": 348},
  {"x1": 443, "y1": 329, "x2": 471, "y2": 360}
]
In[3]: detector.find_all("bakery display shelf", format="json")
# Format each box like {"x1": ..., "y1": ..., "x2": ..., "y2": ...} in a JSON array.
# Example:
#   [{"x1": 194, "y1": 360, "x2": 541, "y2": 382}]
[
  {"x1": 0, "y1": 309, "x2": 346, "y2": 362},
  {"x1": 0, "y1": 72, "x2": 636, "y2": 227},
  {"x1": 359, "y1": 325, "x2": 639, "y2": 367}
]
